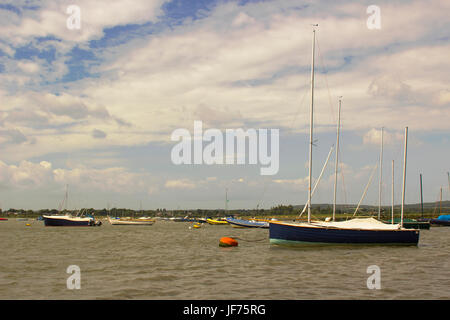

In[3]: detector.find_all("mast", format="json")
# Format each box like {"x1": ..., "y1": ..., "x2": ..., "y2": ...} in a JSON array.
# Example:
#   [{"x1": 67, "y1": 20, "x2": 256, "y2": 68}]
[
  {"x1": 440, "y1": 186, "x2": 442, "y2": 215},
  {"x1": 391, "y1": 160, "x2": 394, "y2": 224},
  {"x1": 447, "y1": 172, "x2": 450, "y2": 195},
  {"x1": 300, "y1": 145, "x2": 334, "y2": 217},
  {"x1": 420, "y1": 173, "x2": 424, "y2": 218},
  {"x1": 333, "y1": 97, "x2": 342, "y2": 221},
  {"x1": 307, "y1": 25, "x2": 317, "y2": 224},
  {"x1": 378, "y1": 127, "x2": 384, "y2": 220},
  {"x1": 401, "y1": 127, "x2": 408, "y2": 228},
  {"x1": 225, "y1": 188, "x2": 228, "y2": 212}
]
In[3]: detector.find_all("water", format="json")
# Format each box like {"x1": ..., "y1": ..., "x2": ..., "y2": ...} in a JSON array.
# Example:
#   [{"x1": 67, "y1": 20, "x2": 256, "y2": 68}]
[{"x1": 1, "y1": 219, "x2": 449, "y2": 299}]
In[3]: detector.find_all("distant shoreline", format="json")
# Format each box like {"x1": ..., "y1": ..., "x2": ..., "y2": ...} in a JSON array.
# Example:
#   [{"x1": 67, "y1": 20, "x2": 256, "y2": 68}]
[{"x1": 1, "y1": 201, "x2": 448, "y2": 220}]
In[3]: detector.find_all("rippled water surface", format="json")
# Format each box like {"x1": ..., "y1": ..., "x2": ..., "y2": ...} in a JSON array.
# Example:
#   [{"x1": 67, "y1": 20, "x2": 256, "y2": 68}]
[{"x1": 1, "y1": 219, "x2": 449, "y2": 299}]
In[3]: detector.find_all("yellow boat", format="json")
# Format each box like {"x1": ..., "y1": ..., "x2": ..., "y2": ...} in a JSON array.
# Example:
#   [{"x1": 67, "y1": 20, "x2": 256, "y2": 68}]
[{"x1": 206, "y1": 218, "x2": 228, "y2": 225}]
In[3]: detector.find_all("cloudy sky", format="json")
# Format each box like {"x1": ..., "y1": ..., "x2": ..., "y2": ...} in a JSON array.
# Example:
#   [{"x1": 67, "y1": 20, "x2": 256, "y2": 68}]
[{"x1": 0, "y1": 0, "x2": 449, "y2": 211}]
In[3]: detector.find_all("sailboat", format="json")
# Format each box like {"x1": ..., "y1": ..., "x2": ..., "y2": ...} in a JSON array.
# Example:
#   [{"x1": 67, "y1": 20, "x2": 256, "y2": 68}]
[
  {"x1": 107, "y1": 202, "x2": 155, "y2": 225},
  {"x1": 226, "y1": 217, "x2": 270, "y2": 228},
  {"x1": 430, "y1": 187, "x2": 450, "y2": 226},
  {"x1": 107, "y1": 216, "x2": 155, "y2": 225},
  {"x1": 269, "y1": 27, "x2": 419, "y2": 246},
  {"x1": 43, "y1": 185, "x2": 102, "y2": 227},
  {"x1": 207, "y1": 189, "x2": 230, "y2": 225},
  {"x1": 386, "y1": 173, "x2": 430, "y2": 229}
]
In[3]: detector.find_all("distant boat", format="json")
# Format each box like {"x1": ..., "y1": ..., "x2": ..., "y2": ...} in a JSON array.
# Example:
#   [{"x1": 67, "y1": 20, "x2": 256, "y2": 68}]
[
  {"x1": 171, "y1": 216, "x2": 196, "y2": 222},
  {"x1": 384, "y1": 218, "x2": 430, "y2": 230},
  {"x1": 430, "y1": 188, "x2": 449, "y2": 226},
  {"x1": 43, "y1": 185, "x2": 101, "y2": 227},
  {"x1": 43, "y1": 214, "x2": 102, "y2": 227},
  {"x1": 107, "y1": 216, "x2": 155, "y2": 225},
  {"x1": 269, "y1": 28, "x2": 419, "y2": 246},
  {"x1": 206, "y1": 218, "x2": 228, "y2": 225},
  {"x1": 430, "y1": 215, "x2": 450, "y2": 227},
  {"x1": 226, "y1": 217, "x2": 269, "y2": 228}
]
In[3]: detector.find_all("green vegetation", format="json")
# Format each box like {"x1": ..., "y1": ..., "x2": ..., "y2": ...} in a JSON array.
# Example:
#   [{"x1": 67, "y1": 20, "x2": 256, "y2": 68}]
[{"x1": 1, "y1": 201, "x2": 449, "y2": 220}]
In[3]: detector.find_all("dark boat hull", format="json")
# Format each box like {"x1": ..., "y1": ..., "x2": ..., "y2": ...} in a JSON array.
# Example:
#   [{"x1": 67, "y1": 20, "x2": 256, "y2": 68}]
[
  {"x1": 43, "y1": 217, "x2": 100, "y2": 227},
  {"x1": 430, "y1": 219, "x2": 450, "y2": 226},
  {"x1": 269, "y1": 222, "x2": 419, "y2": 246}
]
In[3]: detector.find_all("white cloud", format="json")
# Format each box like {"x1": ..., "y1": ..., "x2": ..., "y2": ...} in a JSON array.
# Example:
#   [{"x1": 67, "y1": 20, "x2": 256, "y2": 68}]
[
  {"x1": 17, "y1": 61, "x2": 40, "y2": 73},
  {"x1": 164, "y1": 179, "x2": 196, "y2": 190},
  {"x1": 362, "y1": 128, "x2": 403, "y2": 146},
  {"x1": 0, "y1": 0, "x2": 167, "y2": 45}
]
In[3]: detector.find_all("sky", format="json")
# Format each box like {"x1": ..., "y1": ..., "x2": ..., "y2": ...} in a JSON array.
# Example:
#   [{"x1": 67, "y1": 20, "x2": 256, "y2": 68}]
[{"x1": 0, "y1": 0, "x2": 449, "y2": 211}]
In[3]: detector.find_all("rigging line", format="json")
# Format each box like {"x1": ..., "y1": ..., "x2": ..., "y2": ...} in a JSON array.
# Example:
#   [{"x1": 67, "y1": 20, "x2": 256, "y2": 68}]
[
  {"x1": 353, "y1": 162, "x2": 379, "y2": 217},
  {"x1": 316, "y1": 33, "x2": 336, "y2": 125},
  {"x1": 299, "y1": 144, "x2": 335, "y2": 218},
  {"x1": 288, "y1": 78, "x2": 312, "y2": 131},
  {"x1": 255, "y1": 176, "x2": 269, "y2": 210},
  {"x1": 318, "y1": 33, "x2": 351, "y2": 212},
  {"x1": 337, "y1": 121, "x2": 349, "y2": 209},
  {"x1": 255, "y1": 79, "x2": 310, "y2": 211}
]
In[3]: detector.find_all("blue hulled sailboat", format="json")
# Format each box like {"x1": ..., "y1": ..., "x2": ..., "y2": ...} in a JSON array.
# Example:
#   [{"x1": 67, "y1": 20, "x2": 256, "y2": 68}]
[{"x1": 268, "y1": 27, "x2": 419, "y2": 246}]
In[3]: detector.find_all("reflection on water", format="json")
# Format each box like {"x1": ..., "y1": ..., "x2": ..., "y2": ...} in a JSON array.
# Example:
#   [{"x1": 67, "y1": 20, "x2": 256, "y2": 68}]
[{"x1": 0, "y1": 219, "x2": 449, "y2": 299}]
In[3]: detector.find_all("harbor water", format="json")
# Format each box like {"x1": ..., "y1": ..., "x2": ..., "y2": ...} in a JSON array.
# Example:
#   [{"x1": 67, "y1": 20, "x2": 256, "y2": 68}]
[{"x1": 0, "y1": 219, "x2": 449, "y2": 299}]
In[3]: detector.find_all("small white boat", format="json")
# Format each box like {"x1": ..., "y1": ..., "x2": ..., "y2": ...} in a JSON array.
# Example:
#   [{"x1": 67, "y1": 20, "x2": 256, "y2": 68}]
[
  {"x1": 43, "y1": 214, "x2": 101, "y2": 227},
  {"x1": 107, "y1": 216, "x2": 155, "y2": 225}
]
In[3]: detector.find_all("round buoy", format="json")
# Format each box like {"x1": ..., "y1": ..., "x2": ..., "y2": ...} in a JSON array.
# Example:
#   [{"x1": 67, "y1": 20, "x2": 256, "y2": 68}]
[
  {"x1": 219, "y1": 237, "x2": 238, "y2": 247},
  {"x1": 26, "y1": 224, "x2": 31, "y2": 226}
]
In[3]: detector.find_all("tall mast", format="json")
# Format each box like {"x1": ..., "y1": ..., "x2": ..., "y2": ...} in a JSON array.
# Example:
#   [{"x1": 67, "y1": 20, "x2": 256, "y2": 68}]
[
  {"x1": 420, "y1": 173, "x2": 424, "y2": 218},
  {"x1": 440, "y1": 187, "x2": 442, "y2": 215},
  {"x1": 391, "y1": 160, "x2": 394, "y2": 224},
  {"x1": 64, "y1": 184, "x2": 69, "y2": 212},
  {"x1": 401, "y1": 127, "x2": 408, "y2": 228},
  {"x1": 447, "y1": 172, "x2": 450, "y2": 195},
  {"x1": 225, "y1": 188, "x2": 228, "y2": 212},
  {"x1": 378, "y1": 127, "x2": 384, "y2": 220},
  {"x1": 333, "y1": 97, "x2": 342, "y2": 221},
  {"x1": 308, "y1": 25, "x2": 317, "y2": 224}
]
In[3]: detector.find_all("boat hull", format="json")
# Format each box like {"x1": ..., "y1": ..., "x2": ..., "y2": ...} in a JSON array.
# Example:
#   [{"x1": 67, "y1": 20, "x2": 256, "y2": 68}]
[
  {"x1": 43, "y1": 216, "x2": 100, "y2": 227},
  {"x1": 108, "y1": 217, "x2": 154, "y2": 225},
  {"x1": 430, "y1": 219, "x2": 450, "y2": 226},
  {"x1": 269, "y1": 222, "x2": 419, "y2": 246},
  {"x1": 206, "y1": 219, "x2": 228, "y2": 225},
  {"x1": 226, "y1": 217, "x2": 269, "y2": 228}
]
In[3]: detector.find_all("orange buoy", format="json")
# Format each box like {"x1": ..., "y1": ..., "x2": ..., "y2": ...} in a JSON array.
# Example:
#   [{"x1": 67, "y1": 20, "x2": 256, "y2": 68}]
[{"x1": 219, "y1": 237, "x2": 238, "y2": 247}]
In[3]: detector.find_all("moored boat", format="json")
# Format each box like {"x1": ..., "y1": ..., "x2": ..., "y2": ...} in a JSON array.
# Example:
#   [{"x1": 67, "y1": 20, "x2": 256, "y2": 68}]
[
  {"x1": 107, "y1": 216, "x2": 155, "y2": 225},
  {"x1": 226, "y1": 217, "x2": 269, "y2": 228},
  {"x1": 269, "y1": 27, "x2": 419, "y2": 247},
  {"x1": 206, "y1": 218, "x2": 228, "y2": 225},
  {"x1": 430, "y1": 215, "x2": 450, "y2": 226},
  {"x1": 43, "y1": 214, "x2": 101, "y2": 227},
  {"x1": 384, "y1": 218, "x2": 430, "y2": 230},
  {"x1": 270, "y1": 218, "x2": 419, "y2": 246}
]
